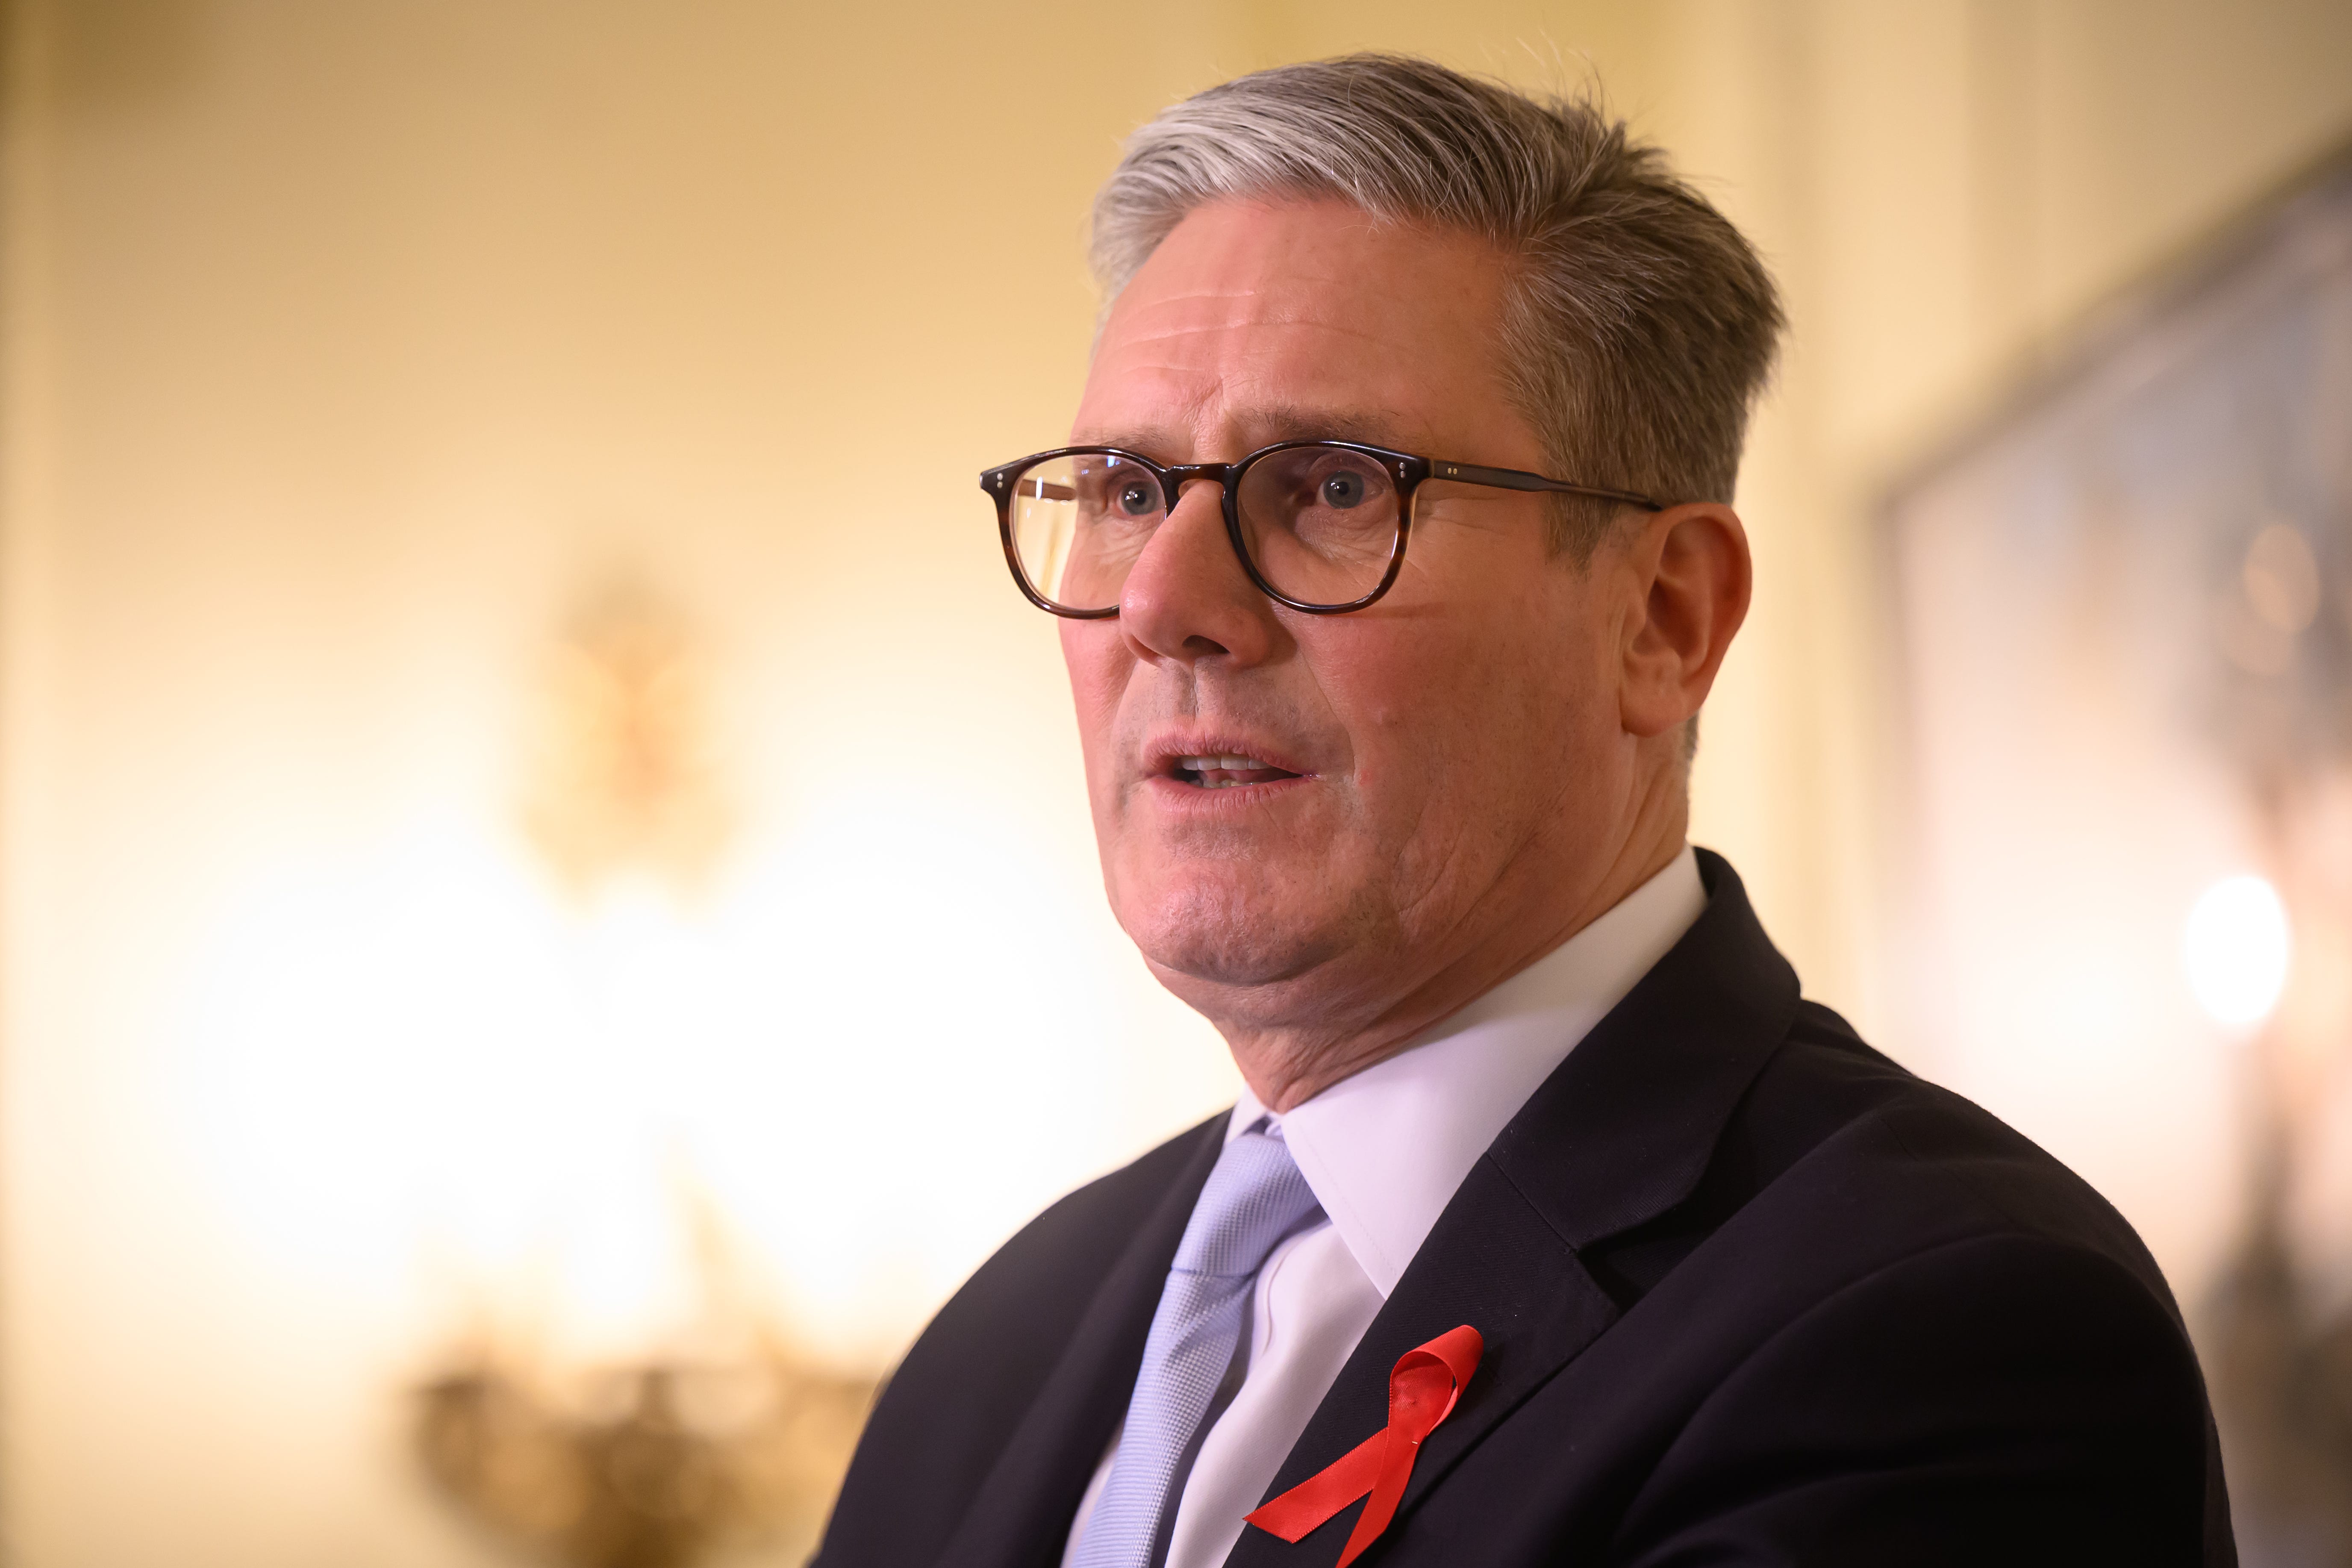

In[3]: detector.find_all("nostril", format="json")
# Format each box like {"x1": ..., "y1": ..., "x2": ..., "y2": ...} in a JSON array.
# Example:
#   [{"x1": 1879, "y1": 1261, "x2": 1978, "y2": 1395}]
[{"x1": 1183, "y1": 635, "x2": 1231, "y2": 656}]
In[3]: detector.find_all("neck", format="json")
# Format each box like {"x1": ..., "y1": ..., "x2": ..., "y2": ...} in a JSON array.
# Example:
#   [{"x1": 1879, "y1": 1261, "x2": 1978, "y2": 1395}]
[{"x1": 1220, "y1": 788, "x2": 1690, "y2": 1114}]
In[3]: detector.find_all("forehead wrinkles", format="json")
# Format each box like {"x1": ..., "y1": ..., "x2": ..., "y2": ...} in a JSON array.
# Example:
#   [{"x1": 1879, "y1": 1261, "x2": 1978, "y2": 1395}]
[
  {"x1": 1077, "y1": 202, "x2": 1524, "y2": 459},
  {"x1": 1085, "y1": 303, "x2": 1434, "y2": 450},
  {"x1": 1105, "y1": 268, "x2": 1413, "y2": 354}
]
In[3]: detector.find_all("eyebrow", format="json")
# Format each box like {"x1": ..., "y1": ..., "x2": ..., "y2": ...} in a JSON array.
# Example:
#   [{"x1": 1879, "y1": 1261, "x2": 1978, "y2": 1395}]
[{"x1": 1076, "y1": 404, "x2": 1428, "y2": 462}]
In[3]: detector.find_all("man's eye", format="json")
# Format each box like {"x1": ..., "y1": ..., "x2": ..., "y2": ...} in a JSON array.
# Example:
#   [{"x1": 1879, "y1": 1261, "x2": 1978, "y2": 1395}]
[
  {"x1": 1117, "y1": 482, "x2": 1158, "y2": 517},
  {"x1": 1319, "y1": 472, "x2": 1367, "y2": 509}
]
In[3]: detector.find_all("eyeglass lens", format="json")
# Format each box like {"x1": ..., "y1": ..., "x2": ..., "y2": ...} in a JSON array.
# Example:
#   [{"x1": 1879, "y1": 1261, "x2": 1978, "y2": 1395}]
[{"x1": 1007, "y1": 447, "x2": 1404, "y2": 613}]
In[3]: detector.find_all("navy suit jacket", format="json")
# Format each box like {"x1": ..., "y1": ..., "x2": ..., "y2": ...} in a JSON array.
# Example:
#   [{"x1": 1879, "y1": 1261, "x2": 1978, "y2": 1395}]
[{"x1": 815, "y1": 852, "x2": 2234, "y2": 1567}]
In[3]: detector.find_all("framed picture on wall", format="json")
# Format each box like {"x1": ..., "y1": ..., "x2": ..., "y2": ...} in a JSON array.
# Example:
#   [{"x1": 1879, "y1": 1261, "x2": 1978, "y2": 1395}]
[{"x1": 1881, "y1": 150, "x2": 2352, "y2": 1565}]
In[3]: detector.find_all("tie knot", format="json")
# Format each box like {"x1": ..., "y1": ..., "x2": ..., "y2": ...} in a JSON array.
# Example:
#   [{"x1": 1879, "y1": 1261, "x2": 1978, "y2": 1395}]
[{"x1": 1171, "y1": 1124, "x2": 1323, "y2": 1280}]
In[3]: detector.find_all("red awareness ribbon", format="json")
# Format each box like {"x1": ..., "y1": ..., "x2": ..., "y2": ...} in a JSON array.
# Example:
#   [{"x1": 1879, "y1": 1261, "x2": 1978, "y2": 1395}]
[{"x1": 1242, "y1": 1324, "x2": 1483, "y2": 1567}]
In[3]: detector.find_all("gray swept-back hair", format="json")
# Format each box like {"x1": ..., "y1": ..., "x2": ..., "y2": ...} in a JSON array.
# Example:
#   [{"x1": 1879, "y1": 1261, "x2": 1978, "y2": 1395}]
[{"x1": 1090, "y1": 55, "x2": 1784, "y2": 558}]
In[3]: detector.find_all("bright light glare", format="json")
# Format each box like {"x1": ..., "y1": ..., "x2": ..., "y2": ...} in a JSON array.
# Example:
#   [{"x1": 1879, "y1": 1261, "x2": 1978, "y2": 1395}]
[
  {"x1": 182, "y1": 786, "x2": 1162, "y2": 1370},
  {"x1": 2182, "y1": 874, "x2": 2291, "y2": 1027}
]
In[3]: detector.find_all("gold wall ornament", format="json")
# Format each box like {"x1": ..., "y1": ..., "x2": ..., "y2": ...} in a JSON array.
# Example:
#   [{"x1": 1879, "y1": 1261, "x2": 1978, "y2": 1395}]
[
  {"x1": 521, "y1": 575, "x2": 735, "y2": 898},
  {"x1": 415, "y1": 1192, "x2": 880, "y2": 1568},
  {"x1": 416, "y1": 1341, "x2": 877, "y2": 1568}
]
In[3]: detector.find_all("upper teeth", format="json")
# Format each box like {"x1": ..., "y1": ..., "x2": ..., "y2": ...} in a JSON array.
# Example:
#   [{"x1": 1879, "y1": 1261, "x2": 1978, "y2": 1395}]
[{"x1": 1180, "y1": 755, "x2": 1268, "y2": 771}]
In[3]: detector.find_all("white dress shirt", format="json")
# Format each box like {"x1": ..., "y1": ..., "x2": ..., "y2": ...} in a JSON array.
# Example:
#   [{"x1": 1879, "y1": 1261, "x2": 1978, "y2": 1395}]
[{"x1": 1062, "y1": 846, "x2": 1707, "y2": 1568}]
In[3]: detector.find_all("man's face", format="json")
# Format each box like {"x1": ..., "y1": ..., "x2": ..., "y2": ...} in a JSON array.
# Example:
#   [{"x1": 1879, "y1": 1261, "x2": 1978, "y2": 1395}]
[{"x1": 1064, "y1": 198, "x2": 1645, "y2": 1036}]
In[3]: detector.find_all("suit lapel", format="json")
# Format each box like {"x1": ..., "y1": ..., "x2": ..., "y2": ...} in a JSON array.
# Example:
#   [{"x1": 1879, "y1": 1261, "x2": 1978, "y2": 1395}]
[
  {"x1": 1228, "y1": 852, "x2": 1801, "y2": 1566},
  {"x1": 940, "y1": 1117, "x2": 1225, "y2": 1568},
  {"x1": 1223, "y1": 1156, "x2": 1615, "y2": 1568}
]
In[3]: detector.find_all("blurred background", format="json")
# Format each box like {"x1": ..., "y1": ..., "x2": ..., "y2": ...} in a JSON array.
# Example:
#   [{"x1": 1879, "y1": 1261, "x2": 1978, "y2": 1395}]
[{"x1": 3, "y1": 1, "x2": 2350, "y2": 1564}]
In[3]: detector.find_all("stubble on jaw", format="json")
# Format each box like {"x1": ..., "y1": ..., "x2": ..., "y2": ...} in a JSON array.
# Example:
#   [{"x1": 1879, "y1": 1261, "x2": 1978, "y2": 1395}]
[
  {"x1": 1106, "y1": 797, "x2": 1510, "y2": 1049},
  {"x1": 1118, "y1": 863, "x2": 1389, "y2": 994}
]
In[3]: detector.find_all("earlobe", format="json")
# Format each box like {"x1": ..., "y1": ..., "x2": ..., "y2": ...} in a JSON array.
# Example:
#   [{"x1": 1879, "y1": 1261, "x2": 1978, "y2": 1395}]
[{"x1": 1619, "y1": 503, "x2": 1751, "y2": 739}]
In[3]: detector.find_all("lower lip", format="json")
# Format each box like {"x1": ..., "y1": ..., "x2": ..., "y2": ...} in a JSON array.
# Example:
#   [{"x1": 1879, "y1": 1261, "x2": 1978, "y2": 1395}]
[{"x1": 1140, "y1": 774, "x2": 1314, "y2": 810}]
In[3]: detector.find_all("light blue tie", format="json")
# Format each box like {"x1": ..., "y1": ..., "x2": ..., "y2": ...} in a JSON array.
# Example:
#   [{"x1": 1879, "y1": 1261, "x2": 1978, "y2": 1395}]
[{"x1": 1073, "y1": 1121, "x2": 1325, "y2": 1568}]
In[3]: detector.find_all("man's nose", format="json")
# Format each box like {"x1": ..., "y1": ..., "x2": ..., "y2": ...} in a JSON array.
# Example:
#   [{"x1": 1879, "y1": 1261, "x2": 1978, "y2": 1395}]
[{"x1": 1116, "y1": 478, "x2": 1279, "y2": 666}]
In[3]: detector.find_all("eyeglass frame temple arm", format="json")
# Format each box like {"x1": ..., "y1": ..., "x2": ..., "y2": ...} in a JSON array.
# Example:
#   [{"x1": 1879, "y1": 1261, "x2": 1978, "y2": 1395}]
[{"x1": 1430, "y1": 460, "x2": 1665, "y2": 512}]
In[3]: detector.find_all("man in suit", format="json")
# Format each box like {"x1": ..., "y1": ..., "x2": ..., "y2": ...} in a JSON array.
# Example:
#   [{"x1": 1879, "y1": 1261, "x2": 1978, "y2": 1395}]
[{"x1": 816, "y1": 55, "x2": 2234, "y2": 1568}]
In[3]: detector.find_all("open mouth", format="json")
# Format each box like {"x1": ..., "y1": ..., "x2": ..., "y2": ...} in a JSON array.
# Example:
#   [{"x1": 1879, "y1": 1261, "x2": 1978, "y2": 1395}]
[{"x1": 1169, "y1": 753, "x2": 1304, "y2": 790}]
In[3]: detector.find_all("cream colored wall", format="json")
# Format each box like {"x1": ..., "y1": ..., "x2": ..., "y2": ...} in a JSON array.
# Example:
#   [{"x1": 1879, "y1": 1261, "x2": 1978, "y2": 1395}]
[
  {"x1": 3, "y1": 2, "x2": 2349, "y2": 1564},
  {"x1": 1660, "y1": 0, "x2": 2352, "y2": 1048}
]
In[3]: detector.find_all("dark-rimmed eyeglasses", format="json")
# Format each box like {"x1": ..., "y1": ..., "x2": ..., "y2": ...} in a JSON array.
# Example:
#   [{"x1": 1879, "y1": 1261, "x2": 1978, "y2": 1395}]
[{"x1": 980, "y1": 441, "x2": 1666, "y2": 618}]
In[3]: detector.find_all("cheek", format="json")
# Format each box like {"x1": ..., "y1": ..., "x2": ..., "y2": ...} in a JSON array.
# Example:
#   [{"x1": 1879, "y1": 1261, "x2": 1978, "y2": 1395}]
[
  {"x1": 1059, "y1": 619, "x2": 1114, "y2": 719},
  {"x1": 1309, "y1": 630, "x2": 1487, "y2": 832},
  {"x1": 1336, "y1": 588, "x2": 1607, "y2": 810},
  {"x1": 1059, "y1": 622, "x2": 1131, "y2": 799}
]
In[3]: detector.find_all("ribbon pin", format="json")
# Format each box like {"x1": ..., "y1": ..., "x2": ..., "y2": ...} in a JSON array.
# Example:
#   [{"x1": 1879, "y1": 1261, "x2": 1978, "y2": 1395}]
[{"x1": 1244, "y1": 1324, "x2": 1484, "y2": 1566}]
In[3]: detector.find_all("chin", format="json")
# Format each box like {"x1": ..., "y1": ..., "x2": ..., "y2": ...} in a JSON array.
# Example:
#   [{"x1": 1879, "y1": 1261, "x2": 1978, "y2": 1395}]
[{"x1": 1111, "y1": 867, "x2": 1367, "y2": 991}]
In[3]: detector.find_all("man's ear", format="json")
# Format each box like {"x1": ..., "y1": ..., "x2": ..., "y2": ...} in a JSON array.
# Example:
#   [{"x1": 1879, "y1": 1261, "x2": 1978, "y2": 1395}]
[{"x1": 1618, "y1": 502, "x2": 1752, "y2": 739}]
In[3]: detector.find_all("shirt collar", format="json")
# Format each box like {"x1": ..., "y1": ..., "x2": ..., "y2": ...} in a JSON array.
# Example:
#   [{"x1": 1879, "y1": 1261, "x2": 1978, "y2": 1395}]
[{"x1": 1227, "y1": 845, "x2": 1707, "y2": 1297}]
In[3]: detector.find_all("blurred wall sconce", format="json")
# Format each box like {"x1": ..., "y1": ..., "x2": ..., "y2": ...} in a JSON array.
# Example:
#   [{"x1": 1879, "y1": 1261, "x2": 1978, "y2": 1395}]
[
  {"x1": 408, "y1": 570, "x2": 875, "y2": 1565},
  {"x1": 416, "y1": 1328, "x2": 874, "y2": 1568},
  {"x1": 520, "y1": 571, "x2": 735, "y2": 901}
]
